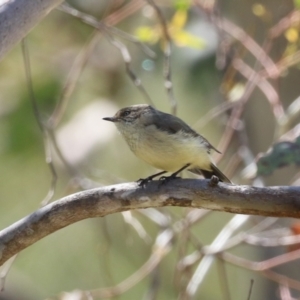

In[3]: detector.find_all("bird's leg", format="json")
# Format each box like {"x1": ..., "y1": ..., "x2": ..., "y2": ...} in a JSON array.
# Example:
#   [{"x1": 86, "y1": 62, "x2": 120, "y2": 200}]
[
  {"x1": 159, "y1": 164, "x2": 191, "y2": 183},
  {"x1": 137, "y1": 170, "x2": 167, "y2": 187}
]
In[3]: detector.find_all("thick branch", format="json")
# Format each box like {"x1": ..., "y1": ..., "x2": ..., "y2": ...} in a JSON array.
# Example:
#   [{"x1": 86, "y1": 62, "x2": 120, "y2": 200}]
[
  {"x1": 0, "y1": 0, "x2": 63, "y2": 61},
  {"x1": 0, "y1": 179, "x2": 300, "y2": 266}
]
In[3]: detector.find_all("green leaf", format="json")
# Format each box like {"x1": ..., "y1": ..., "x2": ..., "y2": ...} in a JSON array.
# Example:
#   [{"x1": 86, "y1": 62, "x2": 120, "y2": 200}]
[
  {"x1": 171, "y1": 9, "x2": 187, "y2": 29},
  {"x1": 174, "y1": 0, "x2": 191, "y2": 11},
  {"x1": 135, "y1": 26, "x2": 159, "y2": 43},
  {"x1": 257, "y1": 136, "x2": 300, "y2": 176},
  {"x1": 294, "y1": 0, "x2": 300, "y2": 9},
  {"x1": 172, "y1": 30, "x2": 206, "y2": 49}
]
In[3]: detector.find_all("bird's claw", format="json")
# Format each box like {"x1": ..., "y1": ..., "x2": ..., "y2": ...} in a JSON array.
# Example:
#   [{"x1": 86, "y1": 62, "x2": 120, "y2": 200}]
[
  {"x1": 137, "y1": 174, "x2": 180, "y2": 187},
  {"x1": 137, "y1": 177, "x2": 152, "y2": 187},
  {"x1": 159, "y1": 175, "x2": 180, "y2": 184}
]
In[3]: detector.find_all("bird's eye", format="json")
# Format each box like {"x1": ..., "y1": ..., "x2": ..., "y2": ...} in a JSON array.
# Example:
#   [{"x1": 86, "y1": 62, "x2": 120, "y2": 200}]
[{"x1": 121, "y1": 110, "x2": 130, "y2": 117}]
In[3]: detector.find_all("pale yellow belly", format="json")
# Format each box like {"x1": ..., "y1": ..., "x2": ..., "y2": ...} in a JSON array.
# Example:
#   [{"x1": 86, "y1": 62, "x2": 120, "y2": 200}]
[{"x1": 133, "y1": 130, "x2": 212, "y2": 172}]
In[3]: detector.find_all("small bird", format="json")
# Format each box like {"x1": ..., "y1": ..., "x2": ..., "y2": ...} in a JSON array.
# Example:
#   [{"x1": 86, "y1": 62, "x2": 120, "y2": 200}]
[{"x1": 103, "y1": 104, "x2": 231, "y2": 184}]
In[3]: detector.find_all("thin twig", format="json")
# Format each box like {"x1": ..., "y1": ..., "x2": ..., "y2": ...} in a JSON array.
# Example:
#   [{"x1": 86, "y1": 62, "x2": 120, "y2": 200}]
[
  {"x1": 269, "y1": 10, "x2": 300, "y2": 39},
  {"x1": 185, "y1": 215, "x2": 250, "y2": 298},
  {"x1": 0, "y1": 255, "x2": 17, "y2": 291},
  {"x1": 104, "y1": 30, "x2": 155, "y2": 107},
  {"x1": 89, "y1": 229, "x2": 173, "y2": 298},
  {"x1": 51, "y1": 0, "x2": 149, "y2": 127},
  {"x1": 145, "y1": 0, "x2": 177, "y2": 114},
  {"x1": 216, "y1": 259, "x2": 231, "y2": 300},
  {"x1": 58, "y1": 3, "x2": 155, "y2": 107},
  {"x1": 48, "y1": 31, "x2": 100, "y2": 128},
  {"x1": 217, "y1": 17, "x2": 280, "y2": 79},
  {"x1": 59, "y1": 3, "x2": 156, "y2": 58},
  {"x1": 263, "y1": 270, "x2": 300, "y2": 292},
  {"x1": 122, "y1": 211, "x2": 152, "y2": 244},
  {"x1": 21, "y1": 39, "x2": 57, "y2": 205},
  {"x1": 247, "y1": 279, "x2": 254, "y2": 300},
  {"x1": 232, "y1": 58, "x2": 284, "y2": 120},
  {"x1": 105, "y1": 0, "x2": 145, "y2": 27},
  {"x1": 221, "y1": 248, "x2": 300, "y2": 271}
]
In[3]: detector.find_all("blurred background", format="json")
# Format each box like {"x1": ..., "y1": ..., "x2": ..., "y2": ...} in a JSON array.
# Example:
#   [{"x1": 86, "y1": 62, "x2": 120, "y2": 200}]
[{"x1": 1, "y1": 0, "x2": 300, "y2": 299}]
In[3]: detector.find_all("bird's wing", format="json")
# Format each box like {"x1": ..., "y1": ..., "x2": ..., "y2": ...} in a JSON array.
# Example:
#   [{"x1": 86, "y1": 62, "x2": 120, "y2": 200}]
[{"x1": 145, "y1": 108, "x2": 221, "y2": 153}]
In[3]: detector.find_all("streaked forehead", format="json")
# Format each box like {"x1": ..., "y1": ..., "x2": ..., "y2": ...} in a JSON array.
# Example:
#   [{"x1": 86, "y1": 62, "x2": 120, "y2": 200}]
[
  {"x1": 118, "y1": 104, "x2": 150, "y2": 114},
  {"x1": 128, "y1": 104, "x2": 150, "y2": 110}
]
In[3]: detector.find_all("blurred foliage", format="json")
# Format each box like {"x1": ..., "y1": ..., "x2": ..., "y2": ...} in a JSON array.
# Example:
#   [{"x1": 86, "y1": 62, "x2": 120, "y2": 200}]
[
  {"x1": 257, "y1": 136, "x2": 300, "y2": 176},
  {"x1": 135, "y1": 6, "x2": 205, "y2": 49},
  {"x1": 294, "y1": 0, "x2": 300, "y2": 9},
  {"x1": 7, "y1": 79, "x2": 60, "y2": 154}
]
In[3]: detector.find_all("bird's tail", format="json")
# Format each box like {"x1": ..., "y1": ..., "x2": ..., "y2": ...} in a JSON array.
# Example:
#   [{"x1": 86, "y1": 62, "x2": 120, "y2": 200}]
[{"x1": 189, "y1": 163, "x2": 231, "y2": 183}]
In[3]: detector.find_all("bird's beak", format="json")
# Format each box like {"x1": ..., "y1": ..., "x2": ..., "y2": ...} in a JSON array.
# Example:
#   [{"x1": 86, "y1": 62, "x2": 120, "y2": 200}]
[{"x1": 103, "y1": 117, "x2": 116, "y2": 122}]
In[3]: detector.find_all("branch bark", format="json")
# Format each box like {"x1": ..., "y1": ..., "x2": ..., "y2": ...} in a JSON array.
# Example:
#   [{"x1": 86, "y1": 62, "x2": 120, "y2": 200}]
[
  {"x1": 0, "y1": 0, "x2": 63, "y2": 61},
  {"x1": 0, "y1": 179, "x2": 300, "y2": 266}
]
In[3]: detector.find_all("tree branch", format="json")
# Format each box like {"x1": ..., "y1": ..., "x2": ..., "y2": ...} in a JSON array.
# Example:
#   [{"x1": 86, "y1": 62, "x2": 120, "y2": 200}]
[
  {"x1": 0, "y1": 179, "x2": 300, "y2": 266},
  {"x1": 0, "y1": 0, "x2": 63, "y2": 61}
]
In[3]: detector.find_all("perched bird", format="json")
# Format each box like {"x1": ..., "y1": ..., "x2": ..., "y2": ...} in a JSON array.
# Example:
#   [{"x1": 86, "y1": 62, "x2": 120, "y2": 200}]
[{"x1": 103, "y1": 104, "x2": 231, "y2": 184}]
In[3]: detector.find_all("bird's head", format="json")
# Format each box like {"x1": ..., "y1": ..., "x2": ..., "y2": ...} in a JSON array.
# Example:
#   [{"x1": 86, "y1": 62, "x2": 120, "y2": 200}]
[{"x1": 103, "y1": 104, "x2": 152, "y2": 129}]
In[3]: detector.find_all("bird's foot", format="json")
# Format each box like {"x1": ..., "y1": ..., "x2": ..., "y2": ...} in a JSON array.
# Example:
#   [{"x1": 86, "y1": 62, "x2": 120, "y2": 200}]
[
  {"x1": 159, "y1": 175, "x2": 180, "y2": 185},
  {"x1": 137, "y1": 177, "x2": 152, "y2": 187},
  {"x1": 137, "y1": 171, "x2": 168, "y2": 187}
]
